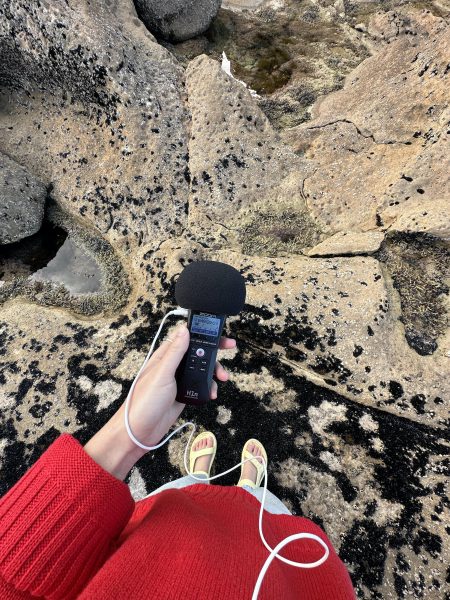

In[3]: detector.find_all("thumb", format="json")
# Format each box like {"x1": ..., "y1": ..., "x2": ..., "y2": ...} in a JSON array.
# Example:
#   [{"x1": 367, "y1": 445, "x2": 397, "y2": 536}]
[{"x1": 158, "y1": 323, "x2": 190, "y2": 378}]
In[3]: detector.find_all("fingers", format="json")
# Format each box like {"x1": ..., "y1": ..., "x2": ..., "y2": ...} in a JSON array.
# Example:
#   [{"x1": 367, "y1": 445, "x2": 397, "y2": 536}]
[
  {"x1": 146, "y1": 338, "x2": 172, "y2": 364},
  {"x1": 209, "y1": 361, "x2": 230, "y2": 401},
  {"x1": 151, "y1": 333, "x2": 235, "y2": 363},
  {"x1": 142, "y1": 323, "x2": 192, "y2": 371},
  {"x1": 218, "y1": 336, "x2": 237, "y2": 350},
  {"x1": 157, "y1": 324, "x2": 190, "y2": 378},
  {"x1": 139, "y1": 336, "x2": 174, "y2": 377},
  {"x1": 214, "y1": 360, "x2": 229, "y2": 382},
  {"x1": 210, "y1": 379, "x2": 218, "y2": 400},
  {"x1": 142, "y1": 333, "x2": 236, "y2": 381}
]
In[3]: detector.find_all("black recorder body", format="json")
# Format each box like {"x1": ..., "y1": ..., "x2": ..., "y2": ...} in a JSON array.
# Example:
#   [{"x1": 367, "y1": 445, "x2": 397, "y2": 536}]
[
  {"x1": 174, "y1": 261, "x2": 246, "y2": 406},
  {"x1": 175, "y1": 311, "x2": 226, "y2": 406}
]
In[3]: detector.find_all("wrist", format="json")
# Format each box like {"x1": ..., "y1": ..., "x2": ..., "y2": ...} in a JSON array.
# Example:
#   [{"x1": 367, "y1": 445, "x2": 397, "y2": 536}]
[{"x1": 84, "y1": 410, "x2": 146, "y2": 481}]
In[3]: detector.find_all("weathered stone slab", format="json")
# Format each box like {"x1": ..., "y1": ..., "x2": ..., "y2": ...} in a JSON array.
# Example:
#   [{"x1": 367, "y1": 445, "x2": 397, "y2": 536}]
[
  {"x1": 283, "y1": 10, "x2": 450, "y2": 236},
  {"x1": 307, "y1": 231, "x2": 385, "y2": 256},
  {"x1": 308, "y1": 12, "x2": 448, "y2": 144}
]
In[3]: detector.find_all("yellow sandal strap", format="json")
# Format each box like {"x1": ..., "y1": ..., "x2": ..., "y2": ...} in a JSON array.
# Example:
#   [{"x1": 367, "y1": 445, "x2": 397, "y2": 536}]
[
  {"x1": 189, "y1": 445, "x2": 216, "y2": 473},
  {"x1": 190, "y1": 446, "x2": 215, "y2": 459},
  {"x1": 243, "y1": 450, "x2": 265, "y2": 480}
]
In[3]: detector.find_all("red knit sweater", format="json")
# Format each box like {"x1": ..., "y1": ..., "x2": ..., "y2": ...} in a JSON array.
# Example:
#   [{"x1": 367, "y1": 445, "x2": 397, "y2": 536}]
[{"x1": 0, "y1": 434, "x2": 355, "y2": 599}]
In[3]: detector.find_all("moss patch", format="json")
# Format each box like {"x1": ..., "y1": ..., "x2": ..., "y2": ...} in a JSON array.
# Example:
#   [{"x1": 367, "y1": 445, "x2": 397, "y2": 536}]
[
  {"x1": 376, "y1": 232, "x2": 449, "y2": 355},
  {"x1": 239, "y1": 209, "x2": 322, "y2": 257},
  {"x1": 168, "y1": 1, "x2": 371, "y2": 129}
]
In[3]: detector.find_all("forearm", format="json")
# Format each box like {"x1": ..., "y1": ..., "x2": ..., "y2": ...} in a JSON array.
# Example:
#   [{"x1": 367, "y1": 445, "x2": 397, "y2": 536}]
[{"x1": 84, "y1": 407, "x2": 146, "y2": 480}]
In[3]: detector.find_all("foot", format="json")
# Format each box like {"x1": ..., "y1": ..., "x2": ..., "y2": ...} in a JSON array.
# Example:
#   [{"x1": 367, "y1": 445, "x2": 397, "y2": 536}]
[
  {"x1": 238, "y1": 441, "x2": 264, "y2": 486},
  {"x1": 192, "y1": 434, "x2": 215, "y2": 474}
]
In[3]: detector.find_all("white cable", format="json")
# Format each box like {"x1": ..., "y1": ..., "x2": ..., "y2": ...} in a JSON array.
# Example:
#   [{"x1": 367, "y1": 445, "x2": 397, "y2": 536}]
[{"x1": 124, "y1": 308, "x2": 329, "y2": 598}]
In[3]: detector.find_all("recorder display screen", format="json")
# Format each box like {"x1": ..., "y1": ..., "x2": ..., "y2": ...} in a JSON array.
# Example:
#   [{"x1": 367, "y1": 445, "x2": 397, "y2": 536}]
[{"x1": 191, "y1": 314, "x2": 221, "y2": 337}]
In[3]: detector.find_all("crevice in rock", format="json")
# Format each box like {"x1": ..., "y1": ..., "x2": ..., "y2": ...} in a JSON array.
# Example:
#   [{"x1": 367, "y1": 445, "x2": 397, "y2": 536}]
[
  {"x1": 300, "y1": 168, "x2": 318, "y2": 217},
  {"x1": 205, "y1": 214, "x2": 239, "y2": 232},
  {"x1": 306, "y1": 119, "x2": 412, "y2": 146},
  {"x1": 0, "y1": 215, "x2": 67, "y2": 282},
  {"x1": 307, "y1": 250, "x2": 375, "y2": 259}
]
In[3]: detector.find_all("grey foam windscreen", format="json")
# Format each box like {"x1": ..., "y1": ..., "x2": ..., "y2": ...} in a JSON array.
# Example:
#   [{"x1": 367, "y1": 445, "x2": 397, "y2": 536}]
[{"x1": 175, "y1": 260, "x2": 246, "y2": 316}]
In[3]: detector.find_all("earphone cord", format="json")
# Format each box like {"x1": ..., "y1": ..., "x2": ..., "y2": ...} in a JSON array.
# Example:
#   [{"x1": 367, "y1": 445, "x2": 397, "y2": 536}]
[{"x1": 124, "y1": 309, "x2": 330, "y2": 599}]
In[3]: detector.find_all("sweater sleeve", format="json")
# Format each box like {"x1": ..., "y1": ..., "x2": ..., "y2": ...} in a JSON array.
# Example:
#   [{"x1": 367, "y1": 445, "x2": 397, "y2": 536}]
[{"x1": 0, "y1": 433, "x2": 135, "y2": 600}]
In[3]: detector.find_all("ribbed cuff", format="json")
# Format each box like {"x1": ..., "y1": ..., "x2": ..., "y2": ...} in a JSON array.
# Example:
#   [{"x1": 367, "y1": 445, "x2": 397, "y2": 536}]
[{"x1": 0, "y1": 433, "x2": 134, "y2": 599}]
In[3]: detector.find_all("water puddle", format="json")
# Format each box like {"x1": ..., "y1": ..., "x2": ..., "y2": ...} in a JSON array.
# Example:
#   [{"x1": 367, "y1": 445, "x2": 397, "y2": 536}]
[
  {"x1": 0, "y1": 220, "x2": 102, "y2": 294},
  {"x1": 0, "y1": 220, "x2": 67, "y2": 281},
  {"x1": 31, "y1": 237, "x2": 102, "y2": 294}
]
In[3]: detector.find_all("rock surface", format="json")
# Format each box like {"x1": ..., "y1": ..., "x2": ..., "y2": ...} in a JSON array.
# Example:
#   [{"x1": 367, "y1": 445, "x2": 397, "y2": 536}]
[
  {"x1": 282, "y1": 9, "x2": 450, "y2": 235},
  {"x1": 0, "y1": 0, "x2": 190, "y2": 252},
  {"x1": 306, "y1": 231, "x2": 384, "y2": 257},
  {"x1": 185, "y1": 54, "x2": 322, "y2": 253},
  {"x1": 170, "y1": 0, "x2": 374, "y2": 129},
  {"x1": 0, "y1": 1, "x2": 449, "y2": 599},
  {"x1": 0, "y1": 153, "x2": 46, "y2": 244},
  {"x1": 134, "y1": 0, "x2": 221, "y2": 42}
]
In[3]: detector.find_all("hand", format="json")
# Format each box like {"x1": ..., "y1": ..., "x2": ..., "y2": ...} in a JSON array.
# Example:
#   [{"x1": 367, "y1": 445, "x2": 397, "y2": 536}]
[
  {"x1": 84, "y1": 322, "x2": 236, "y2": 480},
  {"x1": 119, "y1": 322, "x2": 236, "y2": 448}
]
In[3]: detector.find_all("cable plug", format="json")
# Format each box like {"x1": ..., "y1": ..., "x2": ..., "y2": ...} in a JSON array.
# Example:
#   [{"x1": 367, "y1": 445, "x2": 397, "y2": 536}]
[{"x1": 171, "y1": 307, "x2": 189, "y2": 317}]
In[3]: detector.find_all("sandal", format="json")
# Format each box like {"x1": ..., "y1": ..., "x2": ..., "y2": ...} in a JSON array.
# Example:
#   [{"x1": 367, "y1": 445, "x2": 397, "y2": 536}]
[
  {"x1": 237, "y1": 438, "x2": 267, "y2": 489},
  {"x1": 189, "y1": 431, "x2": 217, "y2": 477}
]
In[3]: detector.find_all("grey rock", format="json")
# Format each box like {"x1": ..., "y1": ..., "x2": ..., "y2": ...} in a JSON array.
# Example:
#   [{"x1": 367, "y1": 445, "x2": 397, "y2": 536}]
[
  {"x1": 134, "y1": 0, "x2": 221, "y2": 42},
  {"x1": 0, "y1": 153, "x2": 46, "y2": 245}
]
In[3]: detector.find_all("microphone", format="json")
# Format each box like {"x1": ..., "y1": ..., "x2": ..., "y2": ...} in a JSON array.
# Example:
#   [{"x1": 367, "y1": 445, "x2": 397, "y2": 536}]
[{"x1": 174, "y1": 260, "x2": 246, "y2": 405}]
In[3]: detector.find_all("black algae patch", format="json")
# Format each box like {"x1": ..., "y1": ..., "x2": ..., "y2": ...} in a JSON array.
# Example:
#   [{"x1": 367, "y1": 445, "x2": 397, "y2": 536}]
[
  {"x1": 341, "y1": 519, "x2": 388, "y2": 587},
  {"x1": 1, "y1": 321, "x2": 449, "y2": 599}
]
